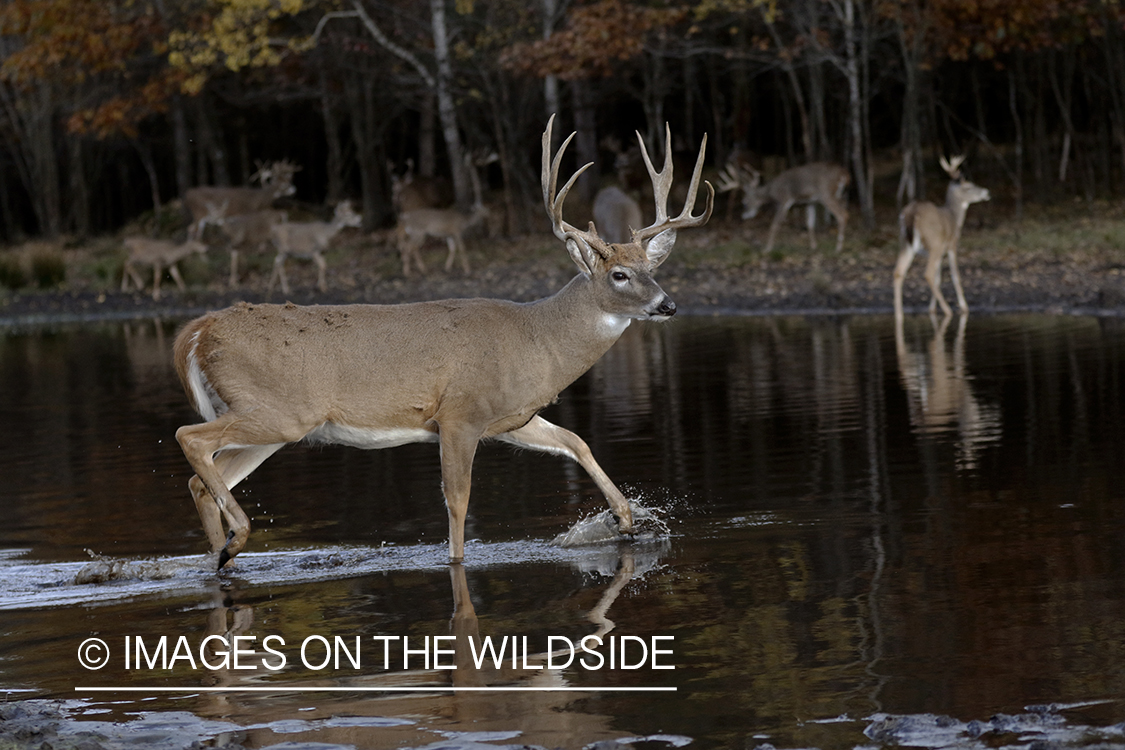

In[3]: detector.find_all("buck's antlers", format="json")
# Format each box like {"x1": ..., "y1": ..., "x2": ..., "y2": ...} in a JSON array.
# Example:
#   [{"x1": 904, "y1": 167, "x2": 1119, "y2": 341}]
[{"x1": 542, "y1": 115, "x2": 713, "y2": 270}]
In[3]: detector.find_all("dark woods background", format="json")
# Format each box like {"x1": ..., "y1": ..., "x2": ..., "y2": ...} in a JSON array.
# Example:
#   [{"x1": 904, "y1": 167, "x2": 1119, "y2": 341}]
[{"x1": 0, "y1": 0, "x2": 1119, "y2": 241}]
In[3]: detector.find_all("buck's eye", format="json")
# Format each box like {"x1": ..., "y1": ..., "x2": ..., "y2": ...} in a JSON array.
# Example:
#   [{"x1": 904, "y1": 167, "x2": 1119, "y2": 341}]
[{"x1": 611, "y1": 271, "x2": 629, "y2": 282}]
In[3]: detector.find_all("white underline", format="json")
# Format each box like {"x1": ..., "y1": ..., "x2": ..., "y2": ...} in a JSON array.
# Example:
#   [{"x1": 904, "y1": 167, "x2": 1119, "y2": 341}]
[{"x1": 75, "y1": 686, "x2": 675, "y2": 693}]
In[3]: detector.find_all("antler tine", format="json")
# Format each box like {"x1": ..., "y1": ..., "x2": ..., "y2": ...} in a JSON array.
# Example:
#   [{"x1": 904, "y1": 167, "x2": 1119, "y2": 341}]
[
  {"x1": 716, "y1": 163, "x2": 742, "y2": 193},
  {"x1": 940, "y1": 154, "x2": 965, "y2": 179},
  {"x1": 637, "y1": 124, "x2": 674, "y2": 226},
  {"x1": 634, "y1": 129, "x2": 715, "y2": 243},
  {"x1": 541, "y1": 114, "x2": 597, "y2": 244}
]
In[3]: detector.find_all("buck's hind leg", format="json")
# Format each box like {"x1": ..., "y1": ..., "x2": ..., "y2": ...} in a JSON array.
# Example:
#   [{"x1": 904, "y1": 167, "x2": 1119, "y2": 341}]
[
  {"x1": 188, "y1": 443, "x2": 286, "y2": 557},
  {"x1": 500, "y1": 416, "x2": 634, "y2": 536},
  {"x1": 177, "y1": 415, "x2": 289, "y2": 568}
]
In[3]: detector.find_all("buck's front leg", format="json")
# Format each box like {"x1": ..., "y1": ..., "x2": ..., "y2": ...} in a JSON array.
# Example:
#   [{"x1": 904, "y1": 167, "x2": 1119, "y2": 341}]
[
  {"x1": 438, "y1": 424, "x2": 482, "y2": 563},
  {"x1": 500, "y1": 416, "x2": 634, "y2": 536}
]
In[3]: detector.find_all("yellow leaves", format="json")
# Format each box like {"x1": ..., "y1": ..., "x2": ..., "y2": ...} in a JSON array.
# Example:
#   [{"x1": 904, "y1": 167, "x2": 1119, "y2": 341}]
[{"x1": 167, "y1": 0, "x2": 308, "y2": 84}]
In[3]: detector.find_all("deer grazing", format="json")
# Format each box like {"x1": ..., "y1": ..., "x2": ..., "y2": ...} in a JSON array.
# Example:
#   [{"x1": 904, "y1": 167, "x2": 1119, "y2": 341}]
[
  {"x1": 267, "y1": 200, "x2": 363, "y2": 294},
  {"x1": 717, "y1": 160, "x2": 850, "y2": 253},
  {"x1": 893, "y1": 155, "x2": 990, "y2": 321},
  {"x1": 215, "y1": 209, "x2": 289, "y2": 288},
  {"x1": 173, "y1": 115, "x2": 713, "y2": 570},
  {"x1": 183, "y1": 160, "x2": 300, "y2": 240},
  {"x1": 121, "y1": 237, "x2": 208, "y2": 300},
  {"x1": 395, "y1": 153, "x2": 492, "y2": 276}
]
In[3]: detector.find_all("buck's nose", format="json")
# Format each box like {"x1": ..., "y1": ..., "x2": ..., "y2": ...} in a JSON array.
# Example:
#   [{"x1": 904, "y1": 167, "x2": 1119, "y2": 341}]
[{"x1": 655, "y1": 297, "x2": 677, "y2": 317}]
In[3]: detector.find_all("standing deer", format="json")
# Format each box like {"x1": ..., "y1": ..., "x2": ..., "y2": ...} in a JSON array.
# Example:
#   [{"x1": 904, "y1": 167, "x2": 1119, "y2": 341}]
[
  {"x1": 717, "y1": 161, "x2": 850, "y2": 253},
  {"x1": 216, "y1": 209, "x2": 289, "y2": 288},
  {"x1": 389, "y1": 159, "x2": 454, "y2": 214},
  {"x1": 267, "y1": 200, "x2": 363, "y2": 294},
  {"x1": 121, "y1": 237, "x2": 208, "y2": 300},
  {"x1": 183, "y1": 160, "x2": 300, "y2": 240},
  {"x1": 396, "y1": 153, "x2": 492, "y2": 276},
  {"x1": 173, "y1": 116, "x2": 713, "y2": 569},
  {"x1": 893, "y1": 155, "x2": 990, "y2": 321},
  {"x1": 592, "y1": 185, "x2": 643, "y2": 244}
]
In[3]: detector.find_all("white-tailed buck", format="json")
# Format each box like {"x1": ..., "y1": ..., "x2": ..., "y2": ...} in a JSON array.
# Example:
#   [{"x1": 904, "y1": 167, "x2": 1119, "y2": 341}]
[
  {"x1": 268, "y1": 200, "x2": 363, "y2": 294},
  {"x1": 173, "y1": 116, "x2": 713, "y2": 569},
  {"x1": 893, "y1": 155, "x2": 990, "y2": 320},
  {"x1": 396, "y1": 152, "x2": 493, "y2": 276},
  {"x1": 183, "y1": 160, "x2": 300, "y2": 240},
  {"x1": 121, "y1": 237, "x2": 208, "y2": 300},
  {"x1": 215, "y1": 209, "x2": 288, "y2": 287},
  {"x1": 717, "y1": 161, "x2": 850, "y2": 253}
]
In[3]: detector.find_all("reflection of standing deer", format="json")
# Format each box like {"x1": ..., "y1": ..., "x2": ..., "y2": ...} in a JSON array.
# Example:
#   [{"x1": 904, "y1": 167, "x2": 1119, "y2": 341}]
[
  {"x1": 895, "y1": 314, "x2": 1001, "y2": 471},
  {"x1": 717, "y1": 161, "x2": 849, "y2": 253},
  {"x1": 172, "y1": 116, "x2": 713, "y2": 570},
  {"x1": 183, "y1": 160, "x2": 299, "y2": 240},
  {"x1": 893, "y1": 155, "x2": 990, "y2": 321},
  {"x1": 267, "y1": 201, "x2": 362, "y2": 294},
  {"x1": 121, "y1": 238, "x2": 208, "y2": 300}
]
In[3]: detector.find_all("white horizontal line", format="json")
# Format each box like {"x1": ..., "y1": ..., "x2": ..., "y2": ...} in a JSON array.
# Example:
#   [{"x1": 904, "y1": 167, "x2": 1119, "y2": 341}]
[{"x1": 75, "y1": 686, "x2": 675, "y2": 693}]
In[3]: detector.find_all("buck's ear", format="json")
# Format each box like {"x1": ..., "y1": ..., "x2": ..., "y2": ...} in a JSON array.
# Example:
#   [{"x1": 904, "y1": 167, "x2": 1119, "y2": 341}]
[
  {"x1": 565, "y1": 237, "x2": 596, "y2": 276},
  {"x1": 644, "y1": 229, "x2": 677, "y2": 268}
]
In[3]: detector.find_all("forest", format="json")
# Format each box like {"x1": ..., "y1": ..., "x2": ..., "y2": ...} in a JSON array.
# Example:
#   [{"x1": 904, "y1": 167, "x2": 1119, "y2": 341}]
[{"x1": 0, "y1": 0, "x2": 1120, "y2": 245}]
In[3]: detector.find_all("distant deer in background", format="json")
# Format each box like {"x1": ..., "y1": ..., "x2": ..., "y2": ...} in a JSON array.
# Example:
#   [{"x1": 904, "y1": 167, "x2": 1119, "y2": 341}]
[
  {"x1": 121, "y1": 237, "x2": 208, "y2": 300},
  {"x1": 183, "y1": 160, "x2": 300, "y2": 240},
  {"x1": 268, "y1": 200, "x2": 362, "y2": 294},
  {"x1": 893, "y1": 155, "x2": 991, "y2": 321},
  {"x1": 717, "y1": 160, "x2": 850, "y2": 253},
  {"x1": 389, "y1": 159, "x2": 455, "y2": 214},
  {"x1": 395, "y1": 152, "x2": 494, "y2": 276},
  {"x1": 215, "y1": 209, "x2": 288, "y2": 287},
  {"x1": 592, "y1": 186, "x2": 643, "y2": 245}
]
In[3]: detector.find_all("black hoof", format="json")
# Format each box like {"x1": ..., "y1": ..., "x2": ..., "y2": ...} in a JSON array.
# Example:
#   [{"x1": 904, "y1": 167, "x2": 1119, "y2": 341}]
[{"x1": 217, "y1": 530, "x2": 236, "y2": 570}]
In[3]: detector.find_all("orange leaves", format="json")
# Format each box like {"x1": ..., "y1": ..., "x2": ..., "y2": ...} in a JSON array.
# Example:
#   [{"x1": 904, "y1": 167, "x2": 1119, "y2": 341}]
[
  {"x1": 879, "y1": 0, "x2": 1105, "y2": 63},
  {"x1": 0, "y1": 0, "x2": 162, "y2": 86},
  {"x1": 501, "y1": 0, "x2": 687, "y2": 80}
]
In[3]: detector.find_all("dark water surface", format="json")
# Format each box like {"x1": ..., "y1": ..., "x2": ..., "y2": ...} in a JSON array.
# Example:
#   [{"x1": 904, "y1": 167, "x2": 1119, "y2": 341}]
[{"x1": 2, "y1": 313, "x2": 1125, "y2": 749}]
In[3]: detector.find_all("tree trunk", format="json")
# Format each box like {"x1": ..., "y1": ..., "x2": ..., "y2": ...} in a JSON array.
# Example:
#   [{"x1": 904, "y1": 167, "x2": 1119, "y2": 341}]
[
  {"x1": 1008, "y1": 67, "x2": 1024, "y2": 225},
  {"x1": 765, "y1": 18, "x2": 812, "y2": 161},
  {"x1": 194, "y1": 96, "x2": 229, "y2": 186},
  {"x1": 842, "y1": 0, "x2": 873, "y2": 227},
  {"x1": 171, "y1": 94, "x2": 192, "y2": 198},
  {"x1": 430, "y1": 0, "x2": 470, "y2": 209},
  {"x1": 320, "y1": 67, "x2": 345, "y2": 204},
  {"x1": 65, "y1": 136, "x2": 90, "y2": 236},
  {"x1": 570, "y1": 78, "x2": 599, "y2": 206}
]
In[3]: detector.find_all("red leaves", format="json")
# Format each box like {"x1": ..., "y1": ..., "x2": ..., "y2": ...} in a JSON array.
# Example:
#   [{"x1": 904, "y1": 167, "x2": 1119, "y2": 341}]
[{"x1": 501, "y1": 0, "x2": 686, "y2": 80}]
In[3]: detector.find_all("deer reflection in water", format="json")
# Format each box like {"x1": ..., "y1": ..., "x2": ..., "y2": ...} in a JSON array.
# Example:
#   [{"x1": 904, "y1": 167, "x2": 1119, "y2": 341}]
[
  {"x1": 193, "y1": 546, "x2": 663, "y2": 747},
  {"x1": 894, "y1": 314, "x2": 1001, "y2": 471}
]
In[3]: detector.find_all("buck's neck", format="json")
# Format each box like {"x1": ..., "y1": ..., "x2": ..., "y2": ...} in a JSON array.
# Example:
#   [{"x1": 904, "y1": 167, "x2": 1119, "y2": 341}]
[{"x1": 520, "y1": 273, "x2": 636, "y2": 381}]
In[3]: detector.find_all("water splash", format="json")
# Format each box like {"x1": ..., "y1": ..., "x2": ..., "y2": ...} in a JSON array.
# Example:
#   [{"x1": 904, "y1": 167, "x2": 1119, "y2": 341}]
[{"x1": 550, "y1": 500, "x2": 671, "y2": 547}]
